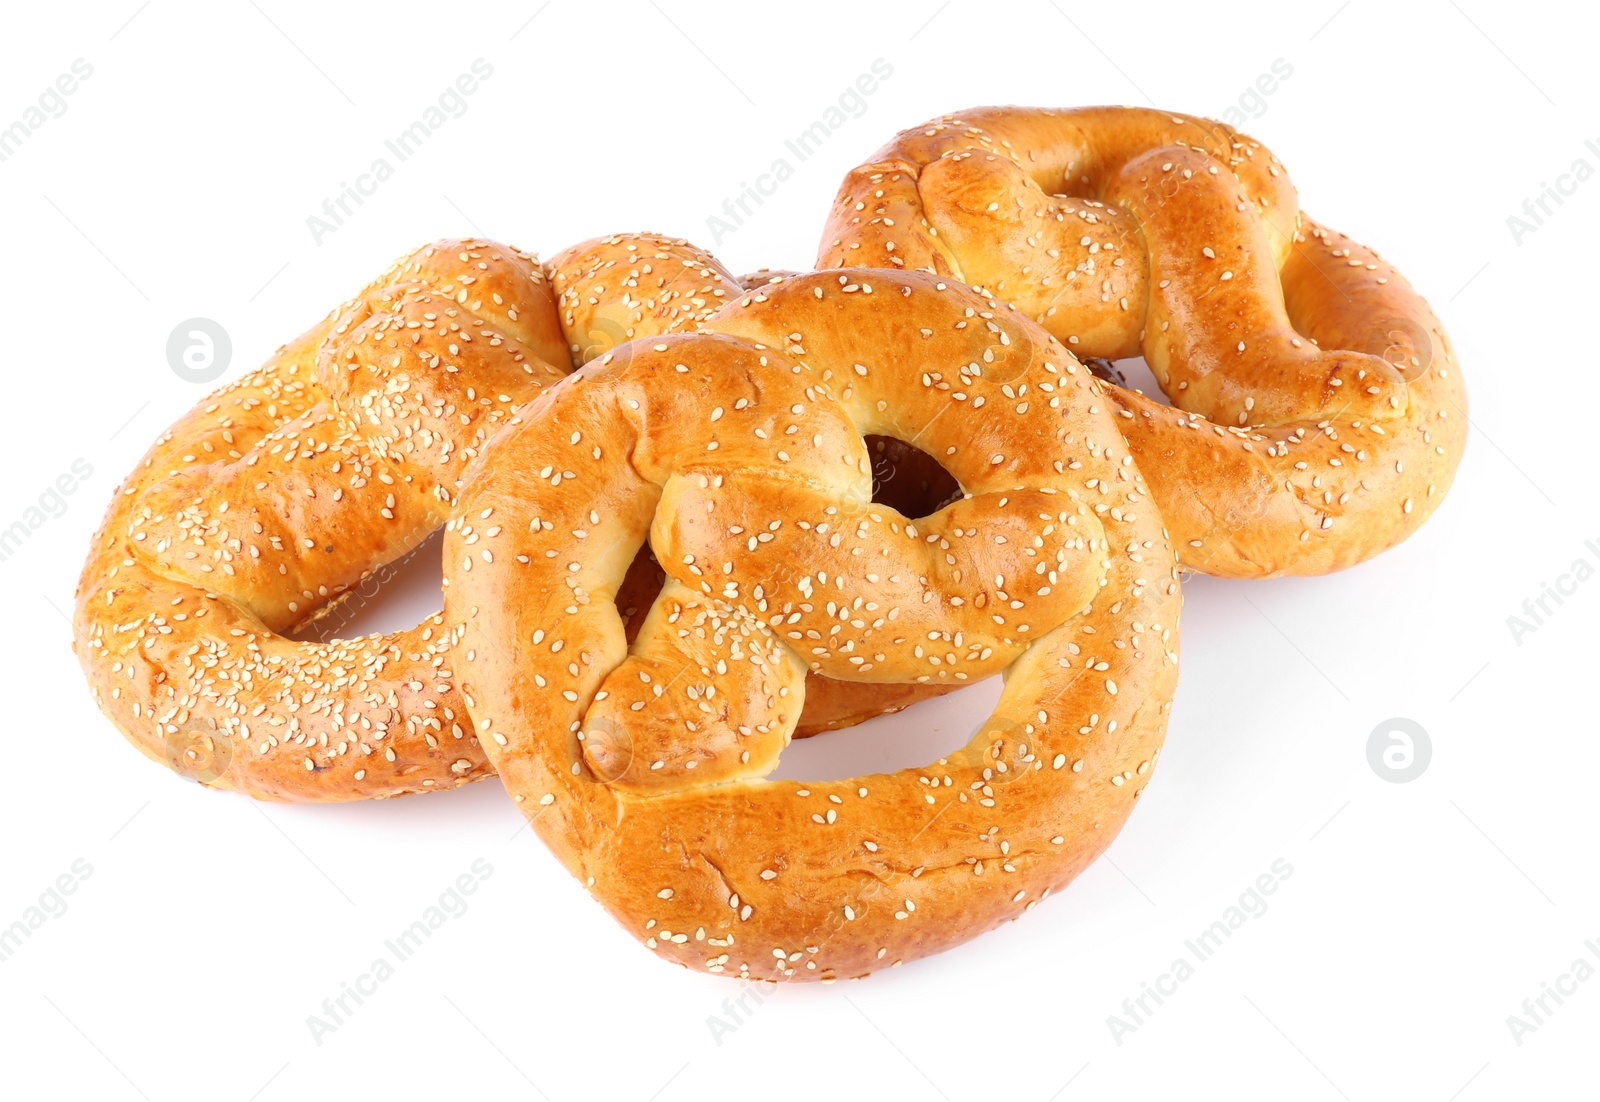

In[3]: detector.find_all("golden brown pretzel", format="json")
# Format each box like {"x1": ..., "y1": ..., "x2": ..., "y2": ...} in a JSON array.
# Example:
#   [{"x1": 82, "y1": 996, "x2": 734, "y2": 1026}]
[
  {"x1": 821, "y1": 106, "x2": 1467, "y2": 577},
  {"x1": 443, "y1": 269, "x2": 1180, "y2": 979},
  {"x1": 74, "y1": 236, "x2": 953, "y2": 800}
]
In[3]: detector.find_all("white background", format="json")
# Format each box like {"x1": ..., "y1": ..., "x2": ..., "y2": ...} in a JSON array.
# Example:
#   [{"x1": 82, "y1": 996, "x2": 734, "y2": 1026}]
[{"x1": 2, "y1": 2, "x2": 1594, "y2": 1099}]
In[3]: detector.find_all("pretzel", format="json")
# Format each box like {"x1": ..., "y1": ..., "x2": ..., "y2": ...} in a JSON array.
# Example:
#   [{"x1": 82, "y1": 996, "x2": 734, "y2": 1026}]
[
  {"x1": 821, "y1": 106, "x2": 1467, "y2": 577},
  {"x1": 73, "y1": 235, "x2": 950, "y2": 800},
  {"x1": 443, "y1": 269, "x2": 1180, "y2": 979}
]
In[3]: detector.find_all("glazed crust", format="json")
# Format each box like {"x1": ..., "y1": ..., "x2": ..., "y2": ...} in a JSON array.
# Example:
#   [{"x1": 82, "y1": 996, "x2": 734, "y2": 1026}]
[
  {"x1": 444, "y1": 270, "x2": 1180, "y2": 980},
  {"x1": 821, "y1": 106, "x2": 1466, "y2": 577}
]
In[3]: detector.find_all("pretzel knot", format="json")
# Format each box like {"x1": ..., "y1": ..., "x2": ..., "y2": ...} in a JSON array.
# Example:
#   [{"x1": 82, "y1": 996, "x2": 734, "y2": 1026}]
[
  {"x1": 822, "y1": 106, "x2": 1468, "y2": 577},
  {"x1": 444, "y1": 270, "x2": 1180, "y2": 979}
]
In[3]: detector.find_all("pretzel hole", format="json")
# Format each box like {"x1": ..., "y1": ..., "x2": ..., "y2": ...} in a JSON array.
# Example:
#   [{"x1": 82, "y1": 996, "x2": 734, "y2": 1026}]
[
  {"x1": 615, "y1": 545, "x2": 667, "y2": 644},
  {"x1": 1087, "y1": 355, "x2": 1176, "y2": 408},
  {"x1": 769, "y1": 675, "x2": 1002, "y2": 783},
  {"x1": 290, "y1": 529, "x2": 445, "y2": 643},
  {"x1": 864, "y1": 435, "x2": 960, "y2": 519}
]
